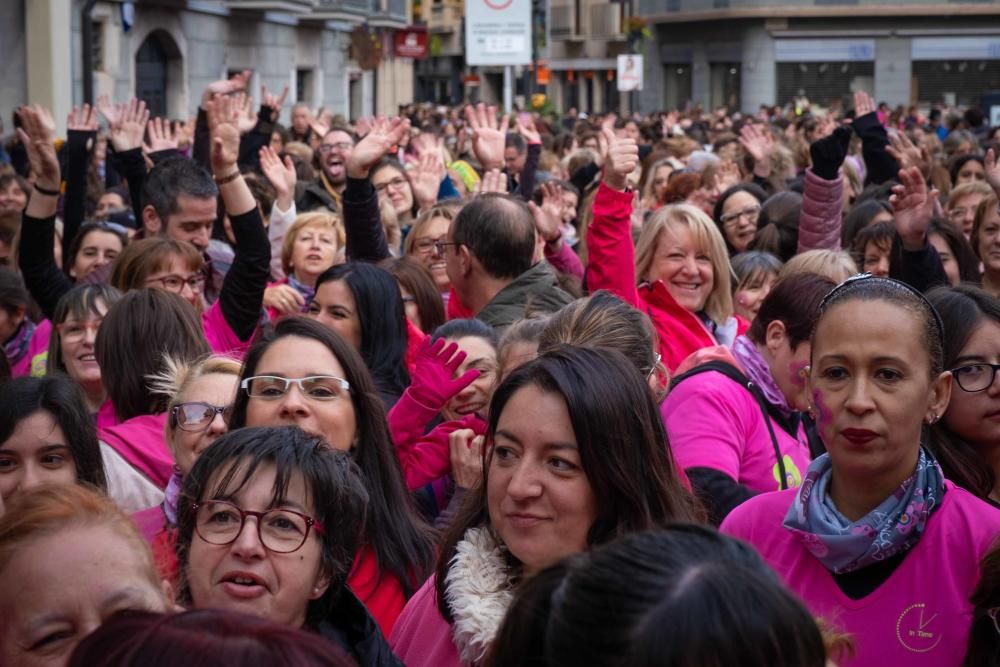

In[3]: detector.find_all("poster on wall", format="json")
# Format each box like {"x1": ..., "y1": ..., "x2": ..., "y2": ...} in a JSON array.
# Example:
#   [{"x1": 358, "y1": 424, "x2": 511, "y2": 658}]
[
  {"x1": 465, "y1": 0, "x2": 532, "y2": 66},
  {"x1": 617, "y1": 54, "x2": 643, "y2": 92}
]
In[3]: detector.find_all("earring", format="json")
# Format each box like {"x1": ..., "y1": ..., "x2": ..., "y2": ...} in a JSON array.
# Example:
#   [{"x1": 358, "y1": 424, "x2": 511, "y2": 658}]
[{"x1": 926, "y1": 413, "x2": 938, "y2": 425}]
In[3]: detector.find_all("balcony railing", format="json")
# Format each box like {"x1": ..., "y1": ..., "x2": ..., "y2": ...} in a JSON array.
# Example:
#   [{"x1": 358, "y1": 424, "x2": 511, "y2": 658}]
[
  {"x1": 429, "y1": 3, "x2": 463, "y2": 32},
  {"x1": 641, "y1": 0, "x2": 1000, "y2": 16},
  {"x1": 225, "y1": 0, "x2": 317, "y2": 12}
]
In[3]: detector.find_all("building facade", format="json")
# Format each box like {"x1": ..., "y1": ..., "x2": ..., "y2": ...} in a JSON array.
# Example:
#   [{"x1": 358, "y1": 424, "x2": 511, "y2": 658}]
[
  {"x1": 1, "y1": 0, "x2": 415, "y2": 134},
  {"x1": 638, "y1": 0, "x2": 1000, "y2": 113}
]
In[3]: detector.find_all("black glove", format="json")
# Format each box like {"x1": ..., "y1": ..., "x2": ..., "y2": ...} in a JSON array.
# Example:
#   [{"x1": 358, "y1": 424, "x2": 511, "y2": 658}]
[{"x1": 809, "y1": 125, "x2": 853, "y2": 181}]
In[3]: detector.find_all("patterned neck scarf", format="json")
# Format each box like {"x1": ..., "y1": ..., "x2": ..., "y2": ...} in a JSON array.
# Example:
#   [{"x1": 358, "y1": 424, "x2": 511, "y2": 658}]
[
  {"x1": 287, "y1": 274, "x2": 316, "y2": 313},
  {"x1": 3, "y1": 319, "x2": 36, "y2": 368},
  {"x1": 162, "y1": 470, "x2": 184, "y2": 527},
  {"x1": 731, "y1": 335, "x2": 791, "y2": 416},
  {"x1": 783, "y1": 447, "x2": 944, "y2": 574}
]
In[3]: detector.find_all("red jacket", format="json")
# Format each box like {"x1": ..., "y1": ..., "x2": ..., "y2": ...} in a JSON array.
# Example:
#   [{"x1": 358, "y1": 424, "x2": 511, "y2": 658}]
[{"x1": 586, "y1": 183, "x2": 747, "y2": 373}]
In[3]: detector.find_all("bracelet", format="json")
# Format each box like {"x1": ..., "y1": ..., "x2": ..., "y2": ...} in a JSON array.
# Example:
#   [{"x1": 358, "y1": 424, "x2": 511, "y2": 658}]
[
  {"x1": 214, "y1": 170, "x2": 241, "y2": 185},
  {"x1": 33, "y1": 183, "x2": 60, "y2": 197}
]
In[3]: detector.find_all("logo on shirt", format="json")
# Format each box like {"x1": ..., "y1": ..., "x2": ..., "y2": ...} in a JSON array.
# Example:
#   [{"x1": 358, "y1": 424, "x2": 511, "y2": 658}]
[
  {"x1": 896, "y1": 603, "x2": 942, "y2": 653},
  {"x1": 772, "y1": 455, "x2": 802, "y2": 490}
]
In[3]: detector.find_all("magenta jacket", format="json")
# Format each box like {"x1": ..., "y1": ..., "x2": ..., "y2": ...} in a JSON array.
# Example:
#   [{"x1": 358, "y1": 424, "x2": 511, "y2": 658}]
[{"x1": 98, "y1": 413, "x2": 172, "y2": 489}]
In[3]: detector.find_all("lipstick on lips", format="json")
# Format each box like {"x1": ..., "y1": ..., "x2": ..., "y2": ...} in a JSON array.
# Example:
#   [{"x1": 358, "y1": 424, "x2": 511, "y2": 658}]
[{"x1": 841, "y1": 428, "x2": 878, "y2": 445}]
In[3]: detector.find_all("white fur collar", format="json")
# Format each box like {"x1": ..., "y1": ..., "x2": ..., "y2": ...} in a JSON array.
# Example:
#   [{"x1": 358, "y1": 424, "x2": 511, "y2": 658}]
[{"x1": 444, "y1": 526, "x2": 515, "y2": 665}]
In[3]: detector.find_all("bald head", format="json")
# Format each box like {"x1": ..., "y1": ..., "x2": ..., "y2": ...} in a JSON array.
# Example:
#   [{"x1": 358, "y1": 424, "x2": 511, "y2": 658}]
[{"x1": 452, "y1": 194, "x2": 536, "y2": 280}]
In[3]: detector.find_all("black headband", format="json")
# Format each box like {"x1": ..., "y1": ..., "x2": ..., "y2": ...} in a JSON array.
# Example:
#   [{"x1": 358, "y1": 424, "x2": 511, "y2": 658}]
[{"x1": 819, "y1": 273, "x2": 945, "y2": 344}]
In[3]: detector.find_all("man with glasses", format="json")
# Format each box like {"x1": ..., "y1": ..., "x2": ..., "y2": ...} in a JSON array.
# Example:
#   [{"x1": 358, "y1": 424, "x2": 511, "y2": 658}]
[{"x1": 298, "y1": 127, "x2": 356, "y2": 214}]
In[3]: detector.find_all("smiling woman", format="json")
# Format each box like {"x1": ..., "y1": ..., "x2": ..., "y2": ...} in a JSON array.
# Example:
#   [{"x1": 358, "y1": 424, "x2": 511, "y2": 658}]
[
  {"x1": 389, "y1": 346, "x2": 699, "y2": 667},
  {"x1": 722, "y1": 275, "x2": 1000, "y2": 667}
]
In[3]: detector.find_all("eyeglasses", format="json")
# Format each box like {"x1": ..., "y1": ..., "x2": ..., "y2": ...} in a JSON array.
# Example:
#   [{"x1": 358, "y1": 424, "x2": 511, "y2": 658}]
[
  {"x1": 57, "y1": 319, "x2": 102, "y2": 342},
  {"x1": 171, "y1": 402, "x2": 233, "y2": 432},
  {"x1": 146, "y1": 274, "x2": 206, "y2": 294},
  {"x1": 646, "y1": 353, "x2": 662, "y2": 381},
  {"x1": 720, "y1": 205, "x2": 761, "y2": 225},
  {"x1": 374, "y1": 177, "x2": 409, "y2": 194},
  {"x1": 950, "y1": 363, "x2": 1000, "y2": 393},
  {"x1": 192, "y1": 500, "x2": 324, "y2": 554},
  {"x1": 241, "y1": 375, "x2": 351, "y2": 401},
  {"x1": 434, "y1": 240, "x2": 460, "y2": 256},
  {"x1": 412, "y1": 237, "x2": 445, "y2": 255},
  {"x1": 318, "y1": 142, "x2": 353, "y2": 154},
  {"x1": 947, "y1": 207, "x2": 972, "y2": 220}
]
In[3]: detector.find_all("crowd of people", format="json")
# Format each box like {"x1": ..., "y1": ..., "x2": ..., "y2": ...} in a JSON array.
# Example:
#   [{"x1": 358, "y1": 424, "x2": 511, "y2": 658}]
[{"x1": 0, "y1": 69, "x2": 999, "y2": 666}]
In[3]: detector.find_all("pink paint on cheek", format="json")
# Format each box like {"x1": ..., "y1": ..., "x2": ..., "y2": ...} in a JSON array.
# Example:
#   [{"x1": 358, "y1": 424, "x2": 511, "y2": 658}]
[{"x1": 788, "y1": 360, "x2": 809, "y2": 389}]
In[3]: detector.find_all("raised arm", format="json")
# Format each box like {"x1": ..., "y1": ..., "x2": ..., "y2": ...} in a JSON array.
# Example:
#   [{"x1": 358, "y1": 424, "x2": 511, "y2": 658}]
[
  {"x1": 343, "y1": 116, "x2": 411, "y2": 262},
  {"x1": 585, "y1": 128, "x2": 642, "y2": 307},
  {"x1": 99, "y1": 97, "x2": 150, "y2": 226},
  {"x1": 798, "y1": 125, "x2": 852, "y2": 253},
  {"x1": 63, "y1": 104, "x2": 99, "y2": 258},
  {"x1": 889, "y1": 166, "x2": 948, "y2": 291},
  {"x1": 205, "y1": 95, "x2": 270, "y2": 343},
  {"x1": 17, "y1": 105, "x2": 74, "y2": 318},
  {"x1": 852, "y1": 90, "x2": 899, "y2": 186},
  {"x1": 259, "y1": 145, "x2": 297, "y2": 280}
]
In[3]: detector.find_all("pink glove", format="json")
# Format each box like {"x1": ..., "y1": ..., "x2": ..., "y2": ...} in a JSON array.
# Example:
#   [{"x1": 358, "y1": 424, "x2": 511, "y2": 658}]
[{"x1": 407, "y1": 337, "x2": 481, "y2": 411}]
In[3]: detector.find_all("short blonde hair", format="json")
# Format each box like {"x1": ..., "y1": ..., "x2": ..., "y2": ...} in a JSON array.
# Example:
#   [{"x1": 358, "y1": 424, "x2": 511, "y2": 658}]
[
  {"x1": 280, "y1": 212, "x2": 345, "y2": 276},
  {"x1": 403, "y1": 201, "x2": 462, "y2": 256},
  {"x1": 635, "y1": 203, "x2": 734, "y2": 325},
  {"x1": 149, "y1": 354, "x2": 242, "y2": 452},
  {"x1": 948, "y1": 181, "x2": 993, "y2": 209},
  {"x1": 779, "y1": 249, "x2": 857, "y2": 283}
]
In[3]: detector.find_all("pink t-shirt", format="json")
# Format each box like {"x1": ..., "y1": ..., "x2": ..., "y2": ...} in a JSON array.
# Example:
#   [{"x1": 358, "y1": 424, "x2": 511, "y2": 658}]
[
  {"x1": 721, "y1": 482, "x2": 1000, "y2": 667},
  {"x1": 661, "y1": 368, "x2": 811, "y2": 492},
  {"x1": 11, "y1": 320, "x2": 52, "y2": 378},
  {"x1": 389, "y1": 575, "x2": 461, "y2": 667}
]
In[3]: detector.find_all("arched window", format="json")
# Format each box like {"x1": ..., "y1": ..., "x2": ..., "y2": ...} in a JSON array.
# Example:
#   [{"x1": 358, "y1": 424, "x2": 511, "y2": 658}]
[{"x1": 134, "y1": 30, "x2": 183, "y2": 118}]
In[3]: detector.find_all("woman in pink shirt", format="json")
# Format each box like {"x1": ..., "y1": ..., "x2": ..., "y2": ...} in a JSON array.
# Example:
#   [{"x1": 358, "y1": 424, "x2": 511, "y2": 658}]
[
  {"x1": 723, "y1": 275, "x2": 1000, "y2": 667},
  {"x1": 389, "y1": 346, "x2": 699, "y2": 667},
  {"x1": 663, "y1": 273, "x2": 834, "y2": 523}
]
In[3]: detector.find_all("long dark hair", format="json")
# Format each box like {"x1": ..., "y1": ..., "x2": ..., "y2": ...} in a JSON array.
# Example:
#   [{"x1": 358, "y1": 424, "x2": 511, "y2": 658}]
[
  {"x1": 435, "y1": 345, "x2": 699, "y2": 621},
  {"x1": 314, "y1": 262, "x2": 410, "y2": 402},
  {"x1": 0, "y1": 375, "x2": 107, "y2": 492},
  {"x1": 175, "y1": 426, "x2": 368, "y2": 626},
  {"x1": 489, "y1": 526, "x2": 828, "y2": 667},
  {"x1": 926, "y1": 285, "x2": 1000, "y2": 499},
  {"x1": 965, "y1": 537, "x2": 1000, "y2": 667},
  {"x1": 47, "y1": 284, "x2": 123, "y2": 375},
  {"x1": 229, "y1": 317, "x2": 435, "y2": 595},
  {"x1": 928, "y1": 218, "x2": 982, "y2": 284}
]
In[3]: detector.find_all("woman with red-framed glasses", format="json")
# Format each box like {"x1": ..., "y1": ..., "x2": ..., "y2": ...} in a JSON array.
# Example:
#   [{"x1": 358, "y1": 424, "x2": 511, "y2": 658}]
[{"x1": 176, "y1": 425, "x2": 404, "y2": 667}]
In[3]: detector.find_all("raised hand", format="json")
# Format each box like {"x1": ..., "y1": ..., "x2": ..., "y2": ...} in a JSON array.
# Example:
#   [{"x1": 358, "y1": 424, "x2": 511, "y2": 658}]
[
  {"x1": 95, "y1": 93, "x2": 121, "y2": 128},
  {"x1": 67, "y1": 103, "x2": 98, "y2": 132},
  {"x1": 144, "y1": 117, "x2": 178, "y2": 153},
  {"x1": 175, "y1": 117, "x2": 196, "y2": 149},
  {"x1": 108, "y1": 98, "x2": 149, "y2": 153},
  {"x1": 264, "y1": 284, "x2": 306, "y2": 315},
  {"x1": 346, "y1": 115, "x2": 411, "y2": 179},
  {"x1": 854, "y1": 90, "x2": 876, "y2": 119},
  {"x1": 200, "y1": 69, "x2": 251, "y2": 110},
  {"x1": 714, "y1": 160, "x2": 741, "y2": 194},
  {"x1": 449, "y1": 429, "x2": 484, "y2": 490},
  {"x1": 475, "y1": 168, "x2": 507, "y2": 195},
  {"x1": 515, "y1": 114, "x2": 541, "y2": 145},
  {"x1": 985, "y1": 148, "x2": 1000, "y2": 197},
  {"x1": 528, "y1": 181, "x2": 564, "y2": 243},
  {"x1": 410, "y1": 147, "x2": 446, "y2": 209},
  {"x1": 887, "y1": 130, "x2": 922, "y2": 172},
  {"x1": 354, "y1": 116, "x2": 373, "y2": 138},
  {"x1": 231, "y1": 92, "x2": 258, "y2": 135},
  {"x1": 205, "y1": 94, "x2": 241, "y2": 175},
  {"x1": 890, "y1": 166, "x2": 935, "y2": 251},
  {"x1": 600, "y1": 127, "x2": 639, "y2": 192},
  {"x1": 16, "y1": 105, "x2": 60, "y2": 191},
  {"x1": 260, "y1": 83, "x2": 289, "y2": 123},
  {"x1": 408, "y1": 338, "x2": 481, "y2": 411},
  {"x1": 465, "y1": 103, "x2": 508, "y2": 171},
  {"x1": 740, "y1": 123, "x2": 774, "y2": 178},
  {"x1": 259, "y1": 145, "x2": 297, "y2": 209}
]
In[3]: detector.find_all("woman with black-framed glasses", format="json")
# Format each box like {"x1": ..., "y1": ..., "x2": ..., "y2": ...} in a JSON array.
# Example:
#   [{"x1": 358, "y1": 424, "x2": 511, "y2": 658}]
[
  {"x1": 131, "y1": 354, "x2": 242, "y2": 582},
  {"x1": 927, "y1": 285, "x2": 1000, "y2": 504},
  {"x1": 176, "y1": 425, "x2": 404, "y2": 667}
]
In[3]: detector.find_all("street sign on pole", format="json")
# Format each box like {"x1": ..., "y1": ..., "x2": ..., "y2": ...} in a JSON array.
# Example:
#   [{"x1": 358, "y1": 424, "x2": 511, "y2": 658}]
[{"x1": 466, "y1": 0, "x2": 532, "y2": 67}]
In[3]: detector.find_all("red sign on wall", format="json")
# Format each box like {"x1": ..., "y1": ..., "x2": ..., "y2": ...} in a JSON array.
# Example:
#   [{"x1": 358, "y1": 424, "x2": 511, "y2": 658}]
[{"x1": 394, "y1": 28, "x2": 428, "y2": 59}]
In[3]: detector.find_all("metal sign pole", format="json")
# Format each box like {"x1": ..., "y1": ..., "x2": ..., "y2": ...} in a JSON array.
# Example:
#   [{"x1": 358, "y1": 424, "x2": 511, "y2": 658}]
[{"x1": 503, "y1": 65, "x2": 513, "y2": 113}]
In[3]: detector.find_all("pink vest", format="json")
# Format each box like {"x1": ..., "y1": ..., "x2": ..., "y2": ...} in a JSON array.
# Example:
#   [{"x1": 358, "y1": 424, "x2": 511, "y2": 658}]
[
  {"x1": 722, "y1": 482, "x2": 1000, "y2": 667},
  {"x1": 11, "y1": 320, "x2": 51, "y2": 378}
]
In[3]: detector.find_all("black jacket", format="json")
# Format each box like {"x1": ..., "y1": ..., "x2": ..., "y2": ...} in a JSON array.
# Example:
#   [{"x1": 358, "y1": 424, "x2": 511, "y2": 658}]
[{"x1": 313, "y1": 588, "x2": 406, "y2": 667}]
